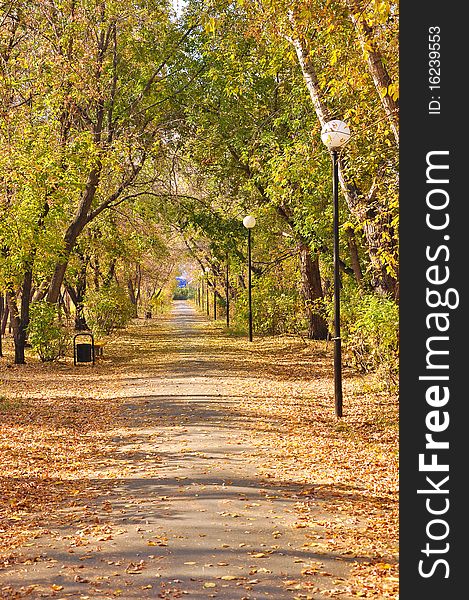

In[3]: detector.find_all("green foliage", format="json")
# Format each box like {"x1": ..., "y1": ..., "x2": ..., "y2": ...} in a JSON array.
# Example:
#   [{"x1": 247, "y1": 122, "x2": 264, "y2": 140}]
[
  {"x1": 336, "y1": 289, "x2": 399, "y2": 392},
  {"x1": 0, "y1": 0, "x2": 184, "y2": 312},
  {"x1": 84, "y1": 285, "x2": 135, "y2": 336},
  {"x1": 233, "y1": 275, "x2": 306, "y2": 336},
  {"x1": 1, "y1": 0, "x2": 399, "y2": 391},
  {"x1": 173, "y1": 288, "x2": 189, "y2": 300},
  {"x1": 28, "y1": 301, "x2": 69, "y2": 362}
]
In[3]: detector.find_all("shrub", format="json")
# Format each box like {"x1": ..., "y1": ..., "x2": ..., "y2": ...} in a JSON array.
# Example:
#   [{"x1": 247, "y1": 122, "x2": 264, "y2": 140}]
[
  {"x1": 84, "y1": 284, "x2": 135, "y2": 336},
  {"x1": 233, "y1": 277, "x2": 306, "y2": 336},
  {"x1": 28, "y1": 300, "x2": 69, "y2": 362},
  {"x1": 335, "y1": 289, "x2": 399, "y2": 392}
]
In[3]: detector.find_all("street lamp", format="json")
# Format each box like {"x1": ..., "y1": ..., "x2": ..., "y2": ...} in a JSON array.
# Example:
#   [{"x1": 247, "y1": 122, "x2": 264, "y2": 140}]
[
  {"x1": 243, "y1": 215, "x2": 256, "y2": 342},
  {"x1": 213, "y1": 284, "x2": 217, "y2": 320},
  {"x1": 200, "y1": 274, "x2": 205, "y2": 311},
  {"x1": 321, "y1": 119, "x2": 350, "y2": 418}
]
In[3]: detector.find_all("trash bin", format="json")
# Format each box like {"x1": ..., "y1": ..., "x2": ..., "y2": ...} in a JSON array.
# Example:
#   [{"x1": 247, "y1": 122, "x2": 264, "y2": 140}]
[{"x1": 74, "y1": 333, "x2": 95, "y2": 366}]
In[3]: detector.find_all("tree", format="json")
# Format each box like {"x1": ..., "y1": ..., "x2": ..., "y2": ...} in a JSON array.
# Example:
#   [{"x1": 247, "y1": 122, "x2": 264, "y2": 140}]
[
  {"x1": 238, "y1": 0, "x2": 399, "y2": 298},
  {"x1": 163, "y1": 1, "x2": 333, "y2": 337},
  {"x1": 345, "y1": 0, "x2": 399, "y2": 145}
]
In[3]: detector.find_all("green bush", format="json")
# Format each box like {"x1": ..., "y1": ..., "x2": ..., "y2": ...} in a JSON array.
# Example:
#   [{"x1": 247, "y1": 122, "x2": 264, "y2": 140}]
[
  {"x1": 335, "y1": 289, "x2": 399, "y2": 392},
  {"x1": 84, "y1": 284, "x2": 135, "y2": 336},
  {"x1": 28, "y1": 300, "x2": 69, "y2": 362},
  {"x1": 172, "y1": 287, "x2": 189, "y2": 300}
]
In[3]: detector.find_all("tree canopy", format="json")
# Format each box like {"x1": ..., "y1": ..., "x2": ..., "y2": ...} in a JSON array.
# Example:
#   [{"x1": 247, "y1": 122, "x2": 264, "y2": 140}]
[{"x1": 1, "y1": 0, "x2": 399, "y2": 387}]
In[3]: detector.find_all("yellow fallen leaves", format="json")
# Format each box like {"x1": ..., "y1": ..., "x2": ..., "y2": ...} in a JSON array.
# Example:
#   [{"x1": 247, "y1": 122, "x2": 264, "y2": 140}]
[
  {"x1": 0, "y1": 313, "x2": 398, "y2": 600},
  {"x1": 147, "y1": 536, "x2": 168, "y2": 547},
  {"x1": 0, "y1": 357, "x2": 124, "y2": 557},
  {"x1": 125, "y1": 560, "x2": 145, "y2": 574},
  {"x1": 301, "y1": 561, "x2": 323, "y2": 575}
]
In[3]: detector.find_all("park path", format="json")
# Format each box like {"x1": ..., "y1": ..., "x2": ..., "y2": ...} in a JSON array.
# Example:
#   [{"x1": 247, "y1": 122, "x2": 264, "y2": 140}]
[{"x1": 0, "y1": 301, "x2": 356, "y2": 599}]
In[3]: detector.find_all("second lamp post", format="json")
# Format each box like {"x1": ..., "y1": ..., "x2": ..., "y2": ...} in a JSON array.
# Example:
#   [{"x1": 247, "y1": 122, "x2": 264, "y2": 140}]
[
  {"x1": 320, "y1": 119, "x2": 350, "y2": 418},
  {"x1": 204, "y1": 266, "x2": 210, "y2": 316},
  {"x1": 243, "y1": 215, "x2": 256, "y2": 342}
]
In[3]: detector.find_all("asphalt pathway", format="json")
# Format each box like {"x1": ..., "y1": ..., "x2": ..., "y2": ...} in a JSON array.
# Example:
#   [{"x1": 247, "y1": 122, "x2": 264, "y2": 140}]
[{"x1": 0, "y1": 302, "x2": 355, "y2": 599}]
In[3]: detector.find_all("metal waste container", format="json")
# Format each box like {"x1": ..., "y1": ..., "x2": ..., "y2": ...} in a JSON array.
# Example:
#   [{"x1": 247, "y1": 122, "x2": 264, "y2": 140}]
[{"x1": 73, "y1": 332, "x2": 95, "y2": 366}]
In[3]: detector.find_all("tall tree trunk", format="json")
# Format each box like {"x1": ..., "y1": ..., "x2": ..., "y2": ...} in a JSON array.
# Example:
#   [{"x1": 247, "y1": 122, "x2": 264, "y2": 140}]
[
  {"x1": 127, "y1": 278, "x2": 138, "y2": 318},
  {"x1": 32, "y1": 281, "x2": 49, "y2": 302},
  {"x1": 346, "y1": 0, "x2": 399, "y2": 145},
  {"x1": 0, "y1": 295, "x2": 3, "y2": 357},
  {"x1": 6, "y1": 291, "x2": 24, "y2": 364},
  {"x1": 66, "y1": 288, "x2": 87, "y2": 331},
  {"x1": 46, "y1": 167, "x2": 101, "y2": 304},
  {"x1": 103, "y1": 258, "x2": 117, "y2": 287},
  {"x1": 92, "y1": 256, "x2": 101, "y2": 290},
  {"x1": 275, "y1": 205, "x2": 329, "y2": 339},
  {"x1": 6, "y1": 267, "x2": 33, "y2": 364},
  {"x1": 63, "y1": 250, "x2": 89, "y2": 330},
  {"x1": 299, "y1": 245, "x2": 329, "y2": 340},
  {"x1": 345, "y1": 227, "x2": 364, "y2": 287},
  {"x1": 58, "y1": 290, "x2": 71, "y2": 320}
]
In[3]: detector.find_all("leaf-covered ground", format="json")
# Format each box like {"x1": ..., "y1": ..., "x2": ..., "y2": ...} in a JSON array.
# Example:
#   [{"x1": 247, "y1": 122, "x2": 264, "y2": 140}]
[{"x1": 0, "y1": 302, "x2": 398, "y2": 598}]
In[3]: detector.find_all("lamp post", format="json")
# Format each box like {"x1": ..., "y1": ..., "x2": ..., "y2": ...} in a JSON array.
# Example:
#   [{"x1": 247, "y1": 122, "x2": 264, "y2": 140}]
[
  {"x1": 243, "y1": 215, "x2": 256, "y2": 342},
  {"x1": 320, "y1": 119, "x2": 350, "y2": 418},
  {"x1": 201, "y1": 276, "x2": 205, "y2": 311},
  {"x1": 205, "y1": 267, "x2": 210, "y2": 316}
]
